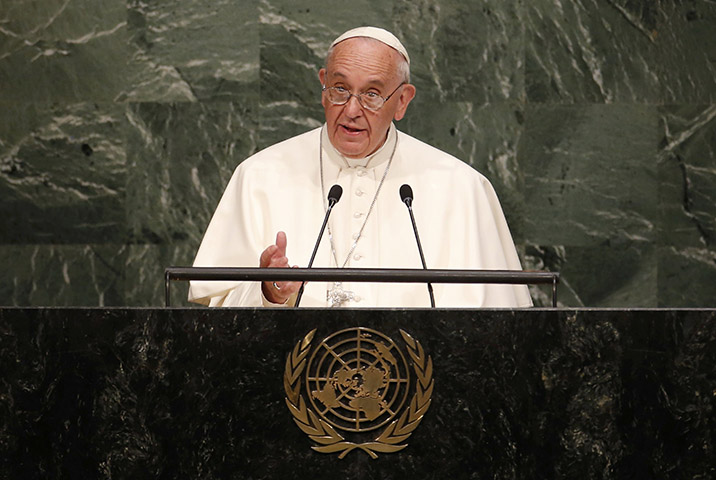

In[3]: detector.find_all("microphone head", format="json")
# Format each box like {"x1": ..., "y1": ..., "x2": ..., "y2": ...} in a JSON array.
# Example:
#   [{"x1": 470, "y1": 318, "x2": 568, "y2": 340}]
[
  {"x1": 328, "y1": 184, "x2": 343, "y2": 205},
  {"x1": 400, "y1": 184, "x2": 413, "y2": 205}
]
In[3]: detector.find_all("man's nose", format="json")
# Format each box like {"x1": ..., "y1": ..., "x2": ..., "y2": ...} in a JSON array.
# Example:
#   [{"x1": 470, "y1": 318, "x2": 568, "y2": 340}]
[{"x1": 343, "y1": 94, "x2": 364, "y2": 117}]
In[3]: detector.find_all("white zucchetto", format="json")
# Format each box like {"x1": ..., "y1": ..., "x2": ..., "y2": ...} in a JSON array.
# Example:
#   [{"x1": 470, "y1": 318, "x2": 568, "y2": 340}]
[{"x1": 330, "y1": 26, "x2": 410, "y2": 65}]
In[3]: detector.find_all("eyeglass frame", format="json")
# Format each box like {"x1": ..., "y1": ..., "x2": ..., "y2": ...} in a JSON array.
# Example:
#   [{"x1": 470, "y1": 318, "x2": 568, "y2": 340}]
[{"x1": 321, "y1": 82, "x2": 407, "y2": 112}]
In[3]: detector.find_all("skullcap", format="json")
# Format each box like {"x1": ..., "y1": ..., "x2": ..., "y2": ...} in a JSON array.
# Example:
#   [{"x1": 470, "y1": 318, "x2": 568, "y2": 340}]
[{"x1": 330, "y1": 26, "x2": 410, "y2": 65}]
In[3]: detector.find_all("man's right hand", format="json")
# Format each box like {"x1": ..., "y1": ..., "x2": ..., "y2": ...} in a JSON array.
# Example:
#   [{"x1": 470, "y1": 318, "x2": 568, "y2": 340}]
[{"x1": 259, "y1": 231, "x2": 301, "y2": 304}]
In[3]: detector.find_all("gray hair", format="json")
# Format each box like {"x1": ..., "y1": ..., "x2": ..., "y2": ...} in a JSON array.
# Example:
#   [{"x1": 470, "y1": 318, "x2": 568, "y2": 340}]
[{"x1": 325, "y1": 38, "x2": 411, "y2": 84}]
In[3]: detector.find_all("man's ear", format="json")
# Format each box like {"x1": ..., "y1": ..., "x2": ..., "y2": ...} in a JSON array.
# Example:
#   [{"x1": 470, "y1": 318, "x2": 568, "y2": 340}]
[
  {"x1": 393, "y1": 84, "x2": 416, "y2": 121},
  {"x1": 318, "y1": 68, "x2": 326, "y2": 86},
  {"x1": 318, "y1": 68, "x2": 327, "y2": 108}
]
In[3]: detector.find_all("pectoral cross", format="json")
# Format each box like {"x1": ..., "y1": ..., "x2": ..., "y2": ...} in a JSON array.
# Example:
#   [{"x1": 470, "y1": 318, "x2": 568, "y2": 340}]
[{"x1": 327, "y1": 282, "x2": 354, "y2": 307}]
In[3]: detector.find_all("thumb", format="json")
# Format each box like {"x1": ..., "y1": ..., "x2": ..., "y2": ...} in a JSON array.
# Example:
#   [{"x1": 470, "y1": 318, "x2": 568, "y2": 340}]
[{"x1": 275, "y1": 231, "x2": 288, "y2": 256}]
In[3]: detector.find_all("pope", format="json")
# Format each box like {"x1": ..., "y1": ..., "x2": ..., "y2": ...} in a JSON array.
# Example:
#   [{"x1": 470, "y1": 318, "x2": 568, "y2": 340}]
[{"x1": 188, "y1": 26, "x2": 533, "y2": 308}]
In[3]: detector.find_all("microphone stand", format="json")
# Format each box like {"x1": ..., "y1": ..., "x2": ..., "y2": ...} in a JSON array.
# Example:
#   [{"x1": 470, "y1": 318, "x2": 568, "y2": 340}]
[
  {"x1": 294, "y1": 185, "x2": 342, "y2": 307},
  {"x1": 401, "y1": 185, "x2": 436, "y2": 308}
]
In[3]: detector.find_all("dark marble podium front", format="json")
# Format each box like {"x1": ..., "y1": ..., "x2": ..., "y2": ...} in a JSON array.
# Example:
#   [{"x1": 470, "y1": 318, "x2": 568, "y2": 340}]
[{"x1": 1, "y1": 308, "x2": 714, "y2": 479}]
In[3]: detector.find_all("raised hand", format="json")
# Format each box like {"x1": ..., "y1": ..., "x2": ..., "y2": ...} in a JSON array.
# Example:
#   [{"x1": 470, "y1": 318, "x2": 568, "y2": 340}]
[{"x1": 259, "y1": 231, "x2": 301, "y2": 304}]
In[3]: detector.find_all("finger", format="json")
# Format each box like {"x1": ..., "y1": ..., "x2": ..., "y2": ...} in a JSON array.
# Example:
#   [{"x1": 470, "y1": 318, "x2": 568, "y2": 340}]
[
  {"x1": 281, "y1": 281, "x2": 302, "y2": 295},
  {"x1": 263, "y1": 279, "x2": 301, "y2": 304},
  {"x1": 262, "y1": 280, "x2": 287, "y2": 304},
  {"x1": 268, "y1": 256, "x2": 290, "y2": 269},
  {"x1": 275, "y1": 231, "x2": 288, "y2": 257},
  {"x1": 270, "y1": 264, "x2": 300, "y2": 295},
  {"x1": 259, "y1": 244, "x2": 279, "y2": 267},
  {"x1": 264, "y1": 267, "x2": 299, "y2": 293},
  {"x1": 273, "y1": 278, "x2": 301, "y2": 293}
]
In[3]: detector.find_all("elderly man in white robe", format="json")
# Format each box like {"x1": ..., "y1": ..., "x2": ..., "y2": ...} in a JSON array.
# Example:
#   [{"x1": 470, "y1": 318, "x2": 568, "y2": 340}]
[{"x1": 188, "y1": 26, "x2": 533, "y2": 308}]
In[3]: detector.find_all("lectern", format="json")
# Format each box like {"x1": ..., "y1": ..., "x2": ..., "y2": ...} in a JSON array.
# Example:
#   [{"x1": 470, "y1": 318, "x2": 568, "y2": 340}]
[{"x1": 1, "y1": 273, "x2": 714, "y2": 478}]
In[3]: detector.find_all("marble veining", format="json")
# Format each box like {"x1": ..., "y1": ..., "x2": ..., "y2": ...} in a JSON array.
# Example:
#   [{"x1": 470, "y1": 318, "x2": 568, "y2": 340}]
[
  {"x1": 1, "y1": 308, "x2": 714, "y2": 478},
  {"x1": 1, "y1": 0, "x2": 715, "y2": 307}
]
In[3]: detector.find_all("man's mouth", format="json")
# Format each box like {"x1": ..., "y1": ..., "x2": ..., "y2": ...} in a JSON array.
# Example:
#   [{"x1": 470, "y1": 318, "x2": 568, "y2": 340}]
[{"x1": 340, "y1": 124, "x2": 365, "y2": 135}]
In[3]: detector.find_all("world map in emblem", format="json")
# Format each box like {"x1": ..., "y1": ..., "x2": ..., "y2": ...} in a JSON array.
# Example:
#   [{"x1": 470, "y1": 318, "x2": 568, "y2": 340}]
[{"x1": 306, "y1": 327, "x2": 411, "y2": 432}]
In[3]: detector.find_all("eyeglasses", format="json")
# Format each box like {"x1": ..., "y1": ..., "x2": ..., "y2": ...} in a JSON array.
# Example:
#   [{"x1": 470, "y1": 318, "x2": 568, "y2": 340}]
[{"x1": 322, "y1": 83, "x2": 405, "y2": 112}]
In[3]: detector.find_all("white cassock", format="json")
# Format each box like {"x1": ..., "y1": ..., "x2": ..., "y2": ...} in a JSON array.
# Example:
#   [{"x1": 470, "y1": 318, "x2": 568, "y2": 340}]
[{"x1": 188, "y1": 123, "x2": 533, "y2": 308}]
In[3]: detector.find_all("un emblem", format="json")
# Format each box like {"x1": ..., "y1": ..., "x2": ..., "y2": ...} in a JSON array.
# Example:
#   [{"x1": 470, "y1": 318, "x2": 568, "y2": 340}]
[{"x1": 284, "y1": 327, "x2": 434, "y2": 458}]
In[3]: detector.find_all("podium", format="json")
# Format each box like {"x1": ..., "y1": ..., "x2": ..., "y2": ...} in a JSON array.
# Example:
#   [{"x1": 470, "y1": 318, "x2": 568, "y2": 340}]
[{"x1": 1, "y1": 307, "x2": 714, "y2": 478}]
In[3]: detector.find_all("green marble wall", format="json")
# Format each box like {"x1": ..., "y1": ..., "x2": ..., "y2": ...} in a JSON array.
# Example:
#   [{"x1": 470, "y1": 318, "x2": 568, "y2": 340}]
[{"x1": 1, "y1": 0, "x2": 715, "y2": 307}]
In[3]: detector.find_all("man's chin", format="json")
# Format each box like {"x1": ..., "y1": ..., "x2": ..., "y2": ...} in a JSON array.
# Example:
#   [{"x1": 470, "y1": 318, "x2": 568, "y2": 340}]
[{"x1": 333, "y1": 138, "x2": 369, "y2": 159}]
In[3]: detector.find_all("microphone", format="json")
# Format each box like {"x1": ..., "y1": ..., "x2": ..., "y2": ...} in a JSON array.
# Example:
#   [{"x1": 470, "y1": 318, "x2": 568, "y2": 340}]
[
  {"x1": 400, "y1": 184, "x2": 435, "y2": 307},
  {"x1": 399, "y1": 184, "x2": 413, "y2": 207},
  {"x1": 327, "y1": 184, "x2": 343, "y2": 206},
  {"x1": 294, "y1": 184, "x2": 343, "y2": 307}
]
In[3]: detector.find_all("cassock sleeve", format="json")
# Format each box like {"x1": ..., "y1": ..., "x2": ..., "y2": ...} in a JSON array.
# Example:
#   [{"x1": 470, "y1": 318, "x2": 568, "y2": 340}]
[
  {"x1": 470, "y1": 174, "x2": 533, "y2": 307},
  {"x1": 187, "y1": 163, "x2": 267, "y2": 307},
  {"x1": 424, "y1": 158, "x2": 533, "y2": 308}
]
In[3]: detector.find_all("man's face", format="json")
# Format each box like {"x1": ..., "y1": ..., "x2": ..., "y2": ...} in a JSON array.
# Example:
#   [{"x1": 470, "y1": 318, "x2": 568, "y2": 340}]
[{"x1": 319, "y1": 38, "x2": 416, "y2": 159}]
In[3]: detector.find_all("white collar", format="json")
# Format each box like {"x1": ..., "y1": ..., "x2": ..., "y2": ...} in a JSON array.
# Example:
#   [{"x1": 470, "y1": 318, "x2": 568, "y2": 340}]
[{"x1": 321, "y1": 123, "x2": 397, "y2": 170}]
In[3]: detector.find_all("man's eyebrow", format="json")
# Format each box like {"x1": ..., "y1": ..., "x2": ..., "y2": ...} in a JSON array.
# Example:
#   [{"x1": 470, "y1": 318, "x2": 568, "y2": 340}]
[
  {"x1": 365, "y1": 79, "x2": 387, "y2": 89},
  {"x1": 327, "y1": 71, "x2": 388, "y2": 89}
]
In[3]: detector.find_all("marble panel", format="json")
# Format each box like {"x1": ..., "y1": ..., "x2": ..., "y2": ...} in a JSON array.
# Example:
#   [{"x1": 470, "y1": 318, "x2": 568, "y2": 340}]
[
  {"x1": 402, "y1": 101, "x2": 527, "y2": 240},
  {"x1": 520, "y1": 104, "x2": 657, "y2": 246},
  {"x1": 0, "y1": 0, "x2": 129, "y2": 103},
  {"x1": 658, "y1": 246, "x2": 716, "y2": 307},
  {"x1": 523, "y1": 245, "x2": 570, "y2": 306},
  {"x1": 125, "y1": 101, "x2": 258, "y2": 246},
  {"x1": 257, "y1": 15, "x2": 326, "y2": 150},
  {"x1": 1, "y1": 0, "x2": 714, "y2": 309},
  {"x1": 524, "y1": 243, "x2": 657, "y2": 307},
  {"x1": 658, "y1": 105, "x2": 716, "y2": 247},
  {"x1": 393, "y1": 0, "x2": 524, "y2": 104},
  {"x1": 259, "y1": 0, "x2": 393, "y2": 45},
  {"x1": 654, "y1": 1, "x2": 716, "y2": 103},
  {"x1": 0, "y1": 102, "x2": 126, "y2": 244},
  {"x1": 0, "y1": 245, "x2": 125, "y2": 306},
  {"x1": 525, "y1": 0, "x2": 716, "y2": 104},
  {"x1": 525, "y1": 0, "x2": 660, "y2": 103},
  {"x1": 123, "y1": 244, "x2": 198, "y2": 307},
  {"x1": 121, "y1": 0, "x2": 259, "y2": 103}
]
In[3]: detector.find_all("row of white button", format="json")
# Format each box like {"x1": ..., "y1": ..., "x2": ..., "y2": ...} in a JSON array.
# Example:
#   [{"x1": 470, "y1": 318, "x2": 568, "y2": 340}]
[{"x1": 350, "y1": 167, "x2": 368, "y2": 300}]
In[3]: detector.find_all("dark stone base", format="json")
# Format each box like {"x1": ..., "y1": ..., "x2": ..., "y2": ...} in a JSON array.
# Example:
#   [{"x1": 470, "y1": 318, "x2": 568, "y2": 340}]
[{"x1": 1, "y1": 308, "x2": 714, "y2": 479}]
